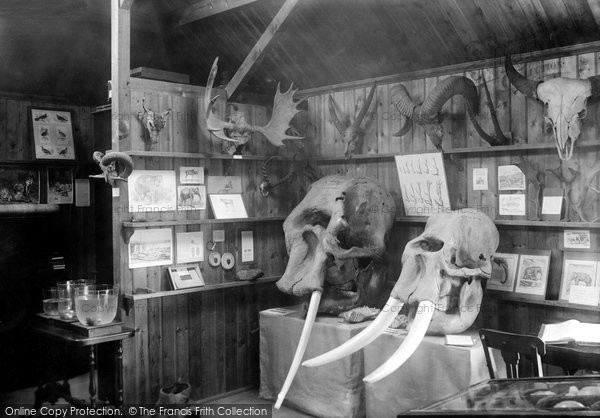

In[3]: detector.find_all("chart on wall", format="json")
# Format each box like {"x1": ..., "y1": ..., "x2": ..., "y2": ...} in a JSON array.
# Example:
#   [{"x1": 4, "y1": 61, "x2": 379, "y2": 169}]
[
  {"x1": 30, "y1": 108, "x2": 75, "y2": 160},
  {"x1": 394, "y1": 152, "x2": 451, "y2": 217}
]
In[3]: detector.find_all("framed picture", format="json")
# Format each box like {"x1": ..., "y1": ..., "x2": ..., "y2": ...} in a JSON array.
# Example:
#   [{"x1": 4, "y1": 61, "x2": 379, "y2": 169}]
[
  {"x1": 559, "y1": 252, "x2": 600, "y2": 303},
  {"x1": 47, "y1": 167, "x2": 73, "y2": 204},
  {"x1": 30, "y1": 107, "x2": 75, "y2": 160},
  {"x1": 514, "y1": 250, "x2": 551, "y2": 299},
  {"x1": 179, "y1": 166, "x2": 204, "y2": 184},
  {"x1": 128, "y1": 170, "x2": 177, "y2": 212},
  {"x1": 168, "y1": 264, "x2": 204, "y2": 290},
  {"x1": 0, "y1": 167, "x2": 39, "y2": 204},
  {"x1": 128, "y1": 228, "x2": 173, "y2": 269},
  {"x1": 487, "y1": 253, "x2": 519, "y2": 292},
  {"x1": 209, "y1": 194, "x2": 248, "y2": 219},
  {"x1": 564, "y1": 230, "x2": 591, "y2": 250},
  {"x1": 176, "y1": 231, "x2": 204, "y2": 263},
  {"x1": 177, "y1": 185, "x2": 206, "y2": 211}
]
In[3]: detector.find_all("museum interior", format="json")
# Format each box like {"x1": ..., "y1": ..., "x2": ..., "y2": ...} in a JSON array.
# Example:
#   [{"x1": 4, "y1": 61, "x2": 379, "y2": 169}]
[{"x1": 3, "y1": 0, "x2": 600, "y2": 416}]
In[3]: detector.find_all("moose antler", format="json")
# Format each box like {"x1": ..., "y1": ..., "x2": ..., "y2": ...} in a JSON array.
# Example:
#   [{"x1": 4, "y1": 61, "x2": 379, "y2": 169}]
[
  {"x1": 329, "y1": 84, "x2": 376, "y2": 158},
  {"x1": 203, "y1": 57, "x2": 305, "y2": 148}
]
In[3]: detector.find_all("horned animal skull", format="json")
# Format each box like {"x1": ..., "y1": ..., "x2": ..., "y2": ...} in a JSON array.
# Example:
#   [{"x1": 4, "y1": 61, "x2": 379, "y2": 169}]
[
  {"x1": 505, "y1": 55, "x2": 600, "y2": 160},
  {"x1": 274, "y1": 175, "x2": 396, "y2": 408},
  {"x1": 89, "y1": 151, "x2": 134, "y2": 187},
  {"x1": 300, "y1": 210, "x2": 498, "y2": 386},
  {"x1": 138, "y1": 98, "x2": 172, "y2": 148}
]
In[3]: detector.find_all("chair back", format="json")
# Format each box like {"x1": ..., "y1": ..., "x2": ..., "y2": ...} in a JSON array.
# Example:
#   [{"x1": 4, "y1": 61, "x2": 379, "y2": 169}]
[{"x1": 479, "y1": 328, "x2": 546, "y2": 379}]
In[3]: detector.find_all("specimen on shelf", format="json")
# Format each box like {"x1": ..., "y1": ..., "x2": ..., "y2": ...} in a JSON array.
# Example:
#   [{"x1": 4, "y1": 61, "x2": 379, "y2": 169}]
[
  {"x1": 328, "y1": 84, "x2": 376, "y2": 158},
  {"x1": 515, "y1": 156, "x2": 546, "y2": 221},
  {"x1": 505, "y1": 54, "x2": 600, "y2": 161},
  {"x1": 202, "y1": 57, "x2": 305, "y2": 154},
  {"x1": 259, "y1": 155, "x2": 297, "y2": 197},
  {"x1": 274, "y1": 175, "x2": 396, "y2": 408},
  {"x1": 303, "y1": 210, "x2": 498, "y2": 384},
  {"x1": 89, "y1": 151, "x2": 134, "y2": 187},
  {"x1": 391, "y1": 74, "x2": 510, "y2": 150},
  {"x1": 137, "y1": 98, "x2": 172, "y2": 150}
]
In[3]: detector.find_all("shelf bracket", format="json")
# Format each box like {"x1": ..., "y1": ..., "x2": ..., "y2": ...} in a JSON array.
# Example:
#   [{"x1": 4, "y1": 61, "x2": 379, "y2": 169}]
[{"x1": 121, "y1": 225, "x2": 135, "y2": 244}]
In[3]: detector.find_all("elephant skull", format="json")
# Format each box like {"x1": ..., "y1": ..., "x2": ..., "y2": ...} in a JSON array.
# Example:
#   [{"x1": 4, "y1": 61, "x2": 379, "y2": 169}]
[
  {"x1": 505, "y1": 55, "x2": 600, "y2": 160},
  {"x1": 301, "y1": 210, "x2": 498, "y2": 384}
]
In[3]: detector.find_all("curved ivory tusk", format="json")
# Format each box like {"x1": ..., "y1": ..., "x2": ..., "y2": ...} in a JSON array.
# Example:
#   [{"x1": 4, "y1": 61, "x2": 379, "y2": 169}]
[
  {"x1": 302, "y1": 297, "x2": 404, "y2": 368},
  {"x1": 274, "y1": 291, "x2": 321, "y2": 410},
  {"x1": 363, "y1": 300, "x2": 435, "y2": 383}
]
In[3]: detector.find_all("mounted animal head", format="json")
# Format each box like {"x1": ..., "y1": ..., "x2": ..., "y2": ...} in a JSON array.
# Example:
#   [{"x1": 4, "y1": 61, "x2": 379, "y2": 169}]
[
  {"x1": 505, "y1": 54, "x2": 600, "y2": 160},
  {"x1": 259, "y1": 155, "x2": 297, "y2": 197},
  {"x1": 328, "y1": 85, "x2": 376, "y2": 158},
  {"x1": 391, "y1": 76, "x2": 510, "y2": 149},
  {"x1": 274, "y1": 175, "x2": 396, "y2": 407},
  {"x1": 89, "y1": 151, "x2": 134, "y2": 187},
  {"x1": 138, "y1": 98, "x2": 172, "y2": 148},
  {"x1": 301, "y1": 210, "x2": 498, "y2": 384},
  {"x1": 203, "y1": 57, "x2": 305, "y2": 151}
]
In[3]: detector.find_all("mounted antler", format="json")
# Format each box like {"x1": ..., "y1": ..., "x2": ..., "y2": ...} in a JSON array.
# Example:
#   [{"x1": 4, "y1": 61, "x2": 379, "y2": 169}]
[
  {"x1": 203, "y1": 57, "x2": 305, "y2": 151},
  {"x1": 328, "y1": 84, "x2": 376, "y2": 158},
  {"x1": 391, "y1": 75, "x2": 511, "y2": 150},
  {"x1": 259, "y1": 155, "x2": 297, "y2": 197},
  {"x1": 89, "y1": 151, "x2": 134, "y2": 187}
]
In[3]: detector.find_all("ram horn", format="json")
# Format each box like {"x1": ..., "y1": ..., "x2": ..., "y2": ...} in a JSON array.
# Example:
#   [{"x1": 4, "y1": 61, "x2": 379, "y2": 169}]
[
  {"x1": 390, "y1": 84, "x2": 415, "y2": 137},
  {"x1": 419, "y1": 77, "x2": 479, "y2": 119},
  {"x1": 100, "y1": 151, "x2": 134, "y2": 179},
  {"x1": 350, "y1": 83, "x2": 376, "y2": 132},
  {"x1": 504, "y1": 55, "x2": 540, "y2": 99}
]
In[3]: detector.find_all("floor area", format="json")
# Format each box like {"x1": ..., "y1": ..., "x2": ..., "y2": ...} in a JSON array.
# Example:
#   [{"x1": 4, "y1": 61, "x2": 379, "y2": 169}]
[{"x1": 212, "y1": 389, "x2": 313, "y2": 418}]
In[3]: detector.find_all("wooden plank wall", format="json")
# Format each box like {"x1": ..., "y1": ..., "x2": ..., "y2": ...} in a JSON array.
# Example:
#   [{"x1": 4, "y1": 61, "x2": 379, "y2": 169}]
[
  {"x1": 0, "y1": 93, "x2": 96, "y2": 280},
  {"x1": 113, "y1": 79, "x2": 298, "y2": 403},
  {"x1": 306, "y1": 52, "x2": 600, "y2": 332}
]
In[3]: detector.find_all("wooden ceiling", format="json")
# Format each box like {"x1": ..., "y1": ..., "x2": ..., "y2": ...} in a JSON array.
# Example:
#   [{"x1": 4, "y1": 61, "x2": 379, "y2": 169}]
[{"x1": 2, "y1": 0, "x2": 600, "y2": 104}]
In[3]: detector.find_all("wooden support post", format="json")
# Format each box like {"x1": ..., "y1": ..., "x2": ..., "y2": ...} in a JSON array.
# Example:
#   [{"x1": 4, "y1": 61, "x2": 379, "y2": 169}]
[{"x1": 224, "y1": 0, "x2": 299, "y2": 99}]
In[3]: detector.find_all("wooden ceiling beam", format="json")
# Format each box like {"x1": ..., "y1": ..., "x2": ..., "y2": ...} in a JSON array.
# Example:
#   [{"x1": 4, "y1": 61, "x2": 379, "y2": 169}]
[
  {"x1": 120, "y1": 0, "x2": 134, "y2": 10},
  {"x1": 225, "y1": 0, "x2": 299, "y2": 98},
  {"x1": 178, "y1": 0, "x2": 260, "y2": 26}
]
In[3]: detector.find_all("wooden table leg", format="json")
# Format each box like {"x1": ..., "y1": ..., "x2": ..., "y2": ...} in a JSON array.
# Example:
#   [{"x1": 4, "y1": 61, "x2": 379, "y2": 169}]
[
  {"x1": 89, "y1": 345, "x2": 96, "y2": 406},
  {"x1": 116, "y1": 341, "x2": 124, "y2": 408}
]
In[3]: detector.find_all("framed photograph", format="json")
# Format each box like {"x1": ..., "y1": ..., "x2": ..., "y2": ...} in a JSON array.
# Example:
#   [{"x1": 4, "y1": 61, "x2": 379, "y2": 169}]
[
  {"x1": 497, "y1": 165, "x2": 525, "y2": 191},
  {"x1": 128, "y1": 228, "x2": 173, "y2": 269},
  {"x1": 0, "y1": 167, "x2": 39, "y2": 204},
  {"x1": 559, "y1": 252, "x2": 600, "y2": 303},
  {"x1": 177, "y1": 185, "x2": 206, "y2": 211},
  {"x1": 209, "y1": 194, "x2": 248, "y2": 219},
  {"x1": 514, "y1": 250, "x2": 551, "y2": 299},
  {"x1": 179, "y1": 166, "x2": 204, "y2": 184},
  {"x1": 487, "y1": 253, "x2": 519, "y2": 292},
  {"x1": 30, "y1": 107, "x2": 75, "y2": 160},
  {"x1": 47, "y1": 168, "x2": 73, "y2": 204},
  {"x1": 128, "y1": 170, "x2": 177, "y2": 212},
  {"x1": 168, "y1": 264, "x2": 205, "y2": 290}
]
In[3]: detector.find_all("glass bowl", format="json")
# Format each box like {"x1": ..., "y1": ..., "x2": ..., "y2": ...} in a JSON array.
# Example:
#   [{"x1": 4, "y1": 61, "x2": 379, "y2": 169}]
[
  {"x1": 42, "y1": 287, "x2": 60, "y2": 316},
  {"x1": 74, "y1": 284, "x2": 120, "y2": 326},
  {"x1": 57, "y1": 279, "x2": 95, "y2": 320}
]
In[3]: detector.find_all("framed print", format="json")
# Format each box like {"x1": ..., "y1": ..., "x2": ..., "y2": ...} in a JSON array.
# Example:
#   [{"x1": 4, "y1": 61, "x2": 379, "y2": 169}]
[
  {"x1": 564, "y1": 230, "x2": 591, "y2": 250},
  {"x1": 30, "y1": 107, "x2": 75, "y2": 160},
  {"x1": 176, "y1": 231, "x2": 204, "y2": 263},
  {"x1": 128, "y1": 170, "x2": 177, "y2": 212},
  {"x1": 128, "y1": 228, "x2": 173, "y2": 269},
  {"x1": 498, "y1": 194, "x2": 526, "y2": 216},
  {"x1": 514, "y1": 250, "x2": 551, "y2": 299},
  {"x1": 47, "y1": 168, "x2": 73, "y2": 204},
  {"x1": 209, "y1": 194, "x2": 248, "y2": 219},
  {"x1": 168, "y1": 264, "x2": 205, "y2": 290},
  {"x1": 206, "y1": 176, "x2": 242, "y2": 194},
  {"x1": 177, "y1": 185, "x2": 206, "y2": 211},
  {"x1": 0, "y1": 167, "x2": 39, "y2": 204},
  {"x1": 559, "y1": 252, "x2": 600, "y2": 304},
  {"x1": 497, "y1": 165, "x2": 525, "y2": 191},
  {"x1": 487, "y1": 253, "x2": 519, "y2": 292},
  {"x1": 179, "y1": 166, "x2": 204, "y2": 184}
]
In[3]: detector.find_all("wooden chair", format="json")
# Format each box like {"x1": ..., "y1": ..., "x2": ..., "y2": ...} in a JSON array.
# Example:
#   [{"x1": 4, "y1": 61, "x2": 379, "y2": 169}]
[{"x1": 479, "y1": 328, "x2": 546, "y2": 379}]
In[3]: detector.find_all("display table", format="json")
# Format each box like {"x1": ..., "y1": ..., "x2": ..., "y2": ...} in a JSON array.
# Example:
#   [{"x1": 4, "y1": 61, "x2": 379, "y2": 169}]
[
  {"x1": 364, "y1": 329, "x2": 504, "y2": 417},
  {"x1": 259, "y1": 307, "x2": 369, "y2": 418}
]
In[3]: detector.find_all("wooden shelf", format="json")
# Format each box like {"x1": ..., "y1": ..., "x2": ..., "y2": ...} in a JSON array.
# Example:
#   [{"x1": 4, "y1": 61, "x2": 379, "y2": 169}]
[
  {"x1": 0, "y1": 203, "x2": 60, "y2": 216},
  {"x1": 485, "y1": 291, "x2": 599, "y2": 313},
  {"x1": 122, "y1": 216, "x2": 286, "y2": 228},
  {"x1": 313, "y1": 140, "x2": 600, "y2": 163},
  {"x1": 395, "y1": 217, "x2": 600, "y2": 229},
  {"x1": 0, "y1": 159, "x2": 80, "y2": 167},
  {"x1": 125, "y1": 150, "x2": 270, "y2": 161},
  {"x1": 123, "y1": 276, "x2": 280, "y2": 301}
]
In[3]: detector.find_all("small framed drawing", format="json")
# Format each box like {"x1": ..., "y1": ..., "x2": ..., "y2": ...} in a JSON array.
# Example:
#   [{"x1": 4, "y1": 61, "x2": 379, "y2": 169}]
[
  {"x1": 179, "y1": 166, "x2": 204, "y2": 184},
  {"x1": 487, "y1": 253, "x2": 519, "y2": 292},
  {"x1": 209, "y1": 194, "x2": 248, "y2": 219},
  {"x1": 30, "y1": 107, "x2": 75, "y2": 160},
  {"x1": 514, "y1": 250, "x2": 551, "y2": 299},
  {"x1": 559, "y1": 252, "x2": 600, "y2": 304},
  {"x1": 168, "y1": 264, "x2": 205, "y2": 290},
  {"x1": 177, "y1": 185, "x2": 206, "y2": 211},
  {"x1": 47, "y1": 167, "x2": 73, "y2": 204}
]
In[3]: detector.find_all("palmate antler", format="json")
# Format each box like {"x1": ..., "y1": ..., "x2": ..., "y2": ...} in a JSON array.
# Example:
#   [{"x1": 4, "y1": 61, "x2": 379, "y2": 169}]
[{"x1": 203, "y1": 57, "x2": 305, "y2": 148}]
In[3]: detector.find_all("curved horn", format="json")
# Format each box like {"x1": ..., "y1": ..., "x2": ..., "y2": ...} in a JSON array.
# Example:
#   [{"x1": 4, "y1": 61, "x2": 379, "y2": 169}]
[
  {"x1": 505, "y1": 55, "x2": 540, "y2": 99},
  {"x1": 419, "y1": 77, "x2": 479, "y2": 118},
  {"x1": 390, "y1": 84, "x2": 416, "y2": 119},
  {"x1": 350, "y1": 83, "x2": 376, "y2": 132},
  {"x1": 100, "y1": 151, "x2": 134, "y2": 179}
]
